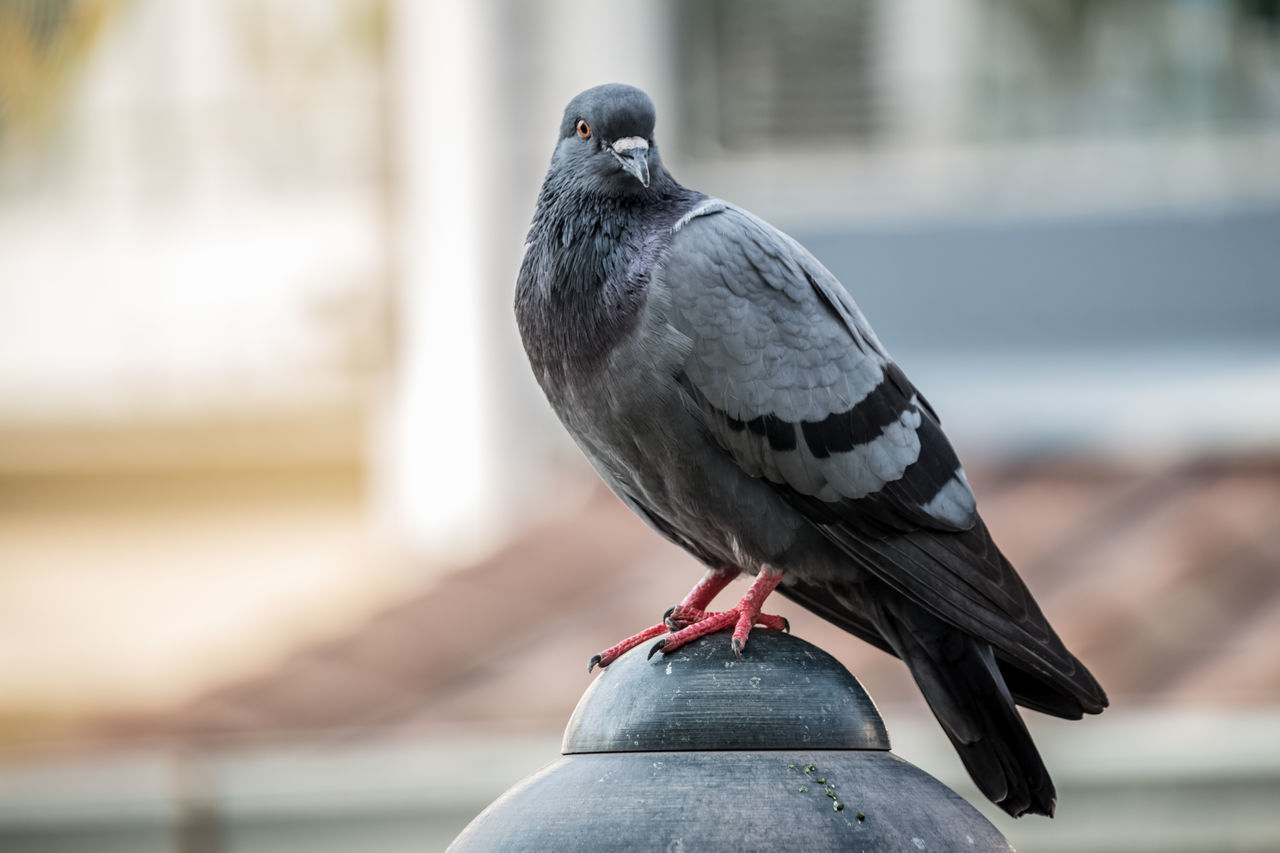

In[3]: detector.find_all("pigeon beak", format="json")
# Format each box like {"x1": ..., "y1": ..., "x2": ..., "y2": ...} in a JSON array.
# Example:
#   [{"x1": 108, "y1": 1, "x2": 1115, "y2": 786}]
[{"x1": 611, "y1": 137, "x2": 650, "y2": 188}]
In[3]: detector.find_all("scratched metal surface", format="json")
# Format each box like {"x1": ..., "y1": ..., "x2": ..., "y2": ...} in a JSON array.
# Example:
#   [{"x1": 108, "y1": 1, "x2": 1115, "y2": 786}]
[
  {"x1": 451, "y1": 632, "x2": 1010, "y2": 852},
  {"x1": 563, "y1": 631, "x2": 891, "y2": 753}
]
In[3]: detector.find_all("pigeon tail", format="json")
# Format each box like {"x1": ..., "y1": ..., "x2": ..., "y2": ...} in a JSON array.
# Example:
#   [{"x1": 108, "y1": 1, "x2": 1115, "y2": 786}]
[
  {"x1": 887, "y1": 604, "x2": 1057, "y2": 818},
  {"x1": 778, "y1": 578, "x2": 1059, "y2": 817}
]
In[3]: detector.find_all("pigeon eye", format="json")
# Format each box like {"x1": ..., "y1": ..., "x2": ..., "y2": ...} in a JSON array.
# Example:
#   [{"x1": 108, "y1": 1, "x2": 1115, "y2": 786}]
[{"x1": 576, "y1": 120, "x2": 591, "y2": 139}]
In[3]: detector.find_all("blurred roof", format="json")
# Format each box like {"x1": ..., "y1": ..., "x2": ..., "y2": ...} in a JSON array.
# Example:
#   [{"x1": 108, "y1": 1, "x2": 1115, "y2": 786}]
[{"x1": 89, "y1": 451, "x2": 1280, "y2": 750}]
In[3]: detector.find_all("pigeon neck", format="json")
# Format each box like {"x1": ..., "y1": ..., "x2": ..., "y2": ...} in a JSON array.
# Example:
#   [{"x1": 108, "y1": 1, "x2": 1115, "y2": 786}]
[
  {"x1": 517, "y1": 172, "x2": 701, "y2": 382},
  {"x1": 533, "y1": 163, "x2": 683, "y2": 230}
]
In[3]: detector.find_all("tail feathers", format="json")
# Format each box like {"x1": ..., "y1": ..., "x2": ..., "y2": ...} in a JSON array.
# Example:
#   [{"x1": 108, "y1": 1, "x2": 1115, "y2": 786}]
[
  {"x1": 778, "y1": 578, "x2": 1105, "y2": 720},
  {"x1": 898, "y1": 624, "x2": 1057, "y2": 818},
  {"x1": 999, "y1": 660, "x2": 1096, "y2": 720}
]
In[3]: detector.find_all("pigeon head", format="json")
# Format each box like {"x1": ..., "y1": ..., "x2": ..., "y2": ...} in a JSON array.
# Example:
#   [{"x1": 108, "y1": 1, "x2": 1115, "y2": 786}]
[{"x1": 551, "y1": 84, "x2": 661, "y2": 195}]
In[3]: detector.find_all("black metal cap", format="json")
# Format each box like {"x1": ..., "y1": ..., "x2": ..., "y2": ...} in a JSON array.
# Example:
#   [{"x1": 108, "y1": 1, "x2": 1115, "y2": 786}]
[
  {"x1": 451, "y1": 629, "x2": 1014, "y2": 852},
  {"x1": 562, "y1": 630, "x2": 891, "y2": 753}
]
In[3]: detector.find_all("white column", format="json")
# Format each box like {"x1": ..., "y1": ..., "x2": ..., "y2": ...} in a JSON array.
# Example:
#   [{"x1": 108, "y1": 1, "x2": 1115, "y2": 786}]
[
  {"x1": 881, "y1": 0, "x2": 972, "y2": 148},
  {"x1": 378, "y1": 0, "x2": 500, "y2": 562}
]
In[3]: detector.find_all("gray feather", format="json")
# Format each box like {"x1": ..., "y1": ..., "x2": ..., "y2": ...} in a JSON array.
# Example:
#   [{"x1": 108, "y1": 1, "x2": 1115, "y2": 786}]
[{"x1": 664, "y1": 201, "x2": 973, "y2": 521}]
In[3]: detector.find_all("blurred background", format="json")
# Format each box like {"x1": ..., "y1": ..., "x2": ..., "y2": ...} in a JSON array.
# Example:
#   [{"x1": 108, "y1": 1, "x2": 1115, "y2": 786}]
[{"x1": 1, "y1": 0, "x2": 1278, "y2": 850}]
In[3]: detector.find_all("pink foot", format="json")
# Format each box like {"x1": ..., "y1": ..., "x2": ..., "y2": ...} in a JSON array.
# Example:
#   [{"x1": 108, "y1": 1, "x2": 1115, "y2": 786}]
[
  {"x1": 650, "y1": 568, "x2": 787, "y2": 659},
  {"x1": 664, "y1": 605, "x2": 788, "y2": 633},
  {"x1": 588, "y1": 622, "x2": 669, "y2": 672},
  {"x1": 588, "y1": 567, "x2": 742, "y2": 673}
]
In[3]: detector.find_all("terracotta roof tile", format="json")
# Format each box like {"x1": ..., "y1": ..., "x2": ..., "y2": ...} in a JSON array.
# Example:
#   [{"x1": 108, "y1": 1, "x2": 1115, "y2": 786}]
[{"x1": 97, "y1": 455, "x2": 1280, "y2": 746}]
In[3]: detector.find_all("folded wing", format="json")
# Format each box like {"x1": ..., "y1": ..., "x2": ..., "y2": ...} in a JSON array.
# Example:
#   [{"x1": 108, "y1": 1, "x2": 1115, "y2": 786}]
[{"x1": 661, "y1": 201, "x2": 1105, "y2": 713}]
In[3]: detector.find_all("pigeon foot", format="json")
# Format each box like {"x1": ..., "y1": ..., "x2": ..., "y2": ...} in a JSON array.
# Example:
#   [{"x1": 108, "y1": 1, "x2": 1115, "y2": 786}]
[
  {"x1": 588, "y1": 623, "x2": 669, "y2": 672},
  {"x1": 588, "y1": 567, "x2": 743, "y2": 673},
  {"x1": 650, "y1": 568, "x2": 787, "y2": 659},
  {"x1": 664, "y1": 605, "x2": 787, "y2": 633}
]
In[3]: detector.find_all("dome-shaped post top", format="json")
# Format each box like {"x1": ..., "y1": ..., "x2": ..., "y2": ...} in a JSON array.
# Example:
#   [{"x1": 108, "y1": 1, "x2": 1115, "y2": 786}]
[
  {"x1": 452, "y1": 630, "x2": 1014, "y2": 852},
  {"x1": 562, "y1": 631, "x2": 890, "y2": 753}
]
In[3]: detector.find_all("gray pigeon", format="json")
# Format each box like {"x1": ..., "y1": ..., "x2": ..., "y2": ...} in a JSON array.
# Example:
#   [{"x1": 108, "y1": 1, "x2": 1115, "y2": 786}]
[{"x1": 515, "y1": 83, "x2": 1107, "y2": 818}]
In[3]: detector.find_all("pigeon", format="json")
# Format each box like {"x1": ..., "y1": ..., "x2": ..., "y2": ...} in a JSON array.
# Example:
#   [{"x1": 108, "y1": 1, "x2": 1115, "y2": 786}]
[{"x1": 515, "y1": 83, "x2": 1107, "y2": 818}]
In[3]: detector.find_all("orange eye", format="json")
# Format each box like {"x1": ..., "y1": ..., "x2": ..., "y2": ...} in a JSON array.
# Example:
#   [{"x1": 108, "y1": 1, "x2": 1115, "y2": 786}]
[{"x1": 576, "y1": 120, "x2": 591, "y2": 139}]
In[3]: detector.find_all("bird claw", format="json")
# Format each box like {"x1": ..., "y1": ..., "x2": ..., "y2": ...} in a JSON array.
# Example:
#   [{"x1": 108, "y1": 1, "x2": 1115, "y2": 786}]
[
  {"x1": 592, "y1": 570, "x2": 786, "y2": 668},
  {"x1": 731, "y1": 637, "x2": 744, "y2": 658},
  {"x1": 587, "y1": 622, "x2": 671, "y2": 673},
  {"x1": 664, "y1": 604, "x2": 707, "y2": 631}
]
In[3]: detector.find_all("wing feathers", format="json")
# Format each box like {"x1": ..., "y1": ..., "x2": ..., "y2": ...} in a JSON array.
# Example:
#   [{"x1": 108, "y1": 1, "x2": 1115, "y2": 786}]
[
  {"x1": 845, "y1": 523, "x2": 1108, "y2": 713},
  {"x1": 800, "y1": 365, "x2": 911, "y2": 457},
  {"x1": 661, "y1": 200, "x2": 1106, "y2": 716}
]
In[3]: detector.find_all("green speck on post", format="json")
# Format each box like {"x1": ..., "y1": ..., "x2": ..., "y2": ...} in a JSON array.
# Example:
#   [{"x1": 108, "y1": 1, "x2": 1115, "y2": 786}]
[
  {"x1": 798, "y1": 786, "x2": 808, "y2": 793},
  {"x1": 833, "y1": 801, "x2": 844, "y2": 812},
  {"x1": 856, "y1": 812, "x2": 866, "y2": 822}
]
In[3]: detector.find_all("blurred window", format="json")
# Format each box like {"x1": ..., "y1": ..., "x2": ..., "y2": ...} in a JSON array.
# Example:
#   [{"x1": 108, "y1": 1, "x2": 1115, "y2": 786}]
[
  {"x1": 678, "y1": 0, "x2": 882, "y2": 152},
  {"x1": 677, "y1": 0, "x2": 1280, "y2": 153},
  {"x1": 964, "y1": 0, "x2": 1280, "y2": 143}
]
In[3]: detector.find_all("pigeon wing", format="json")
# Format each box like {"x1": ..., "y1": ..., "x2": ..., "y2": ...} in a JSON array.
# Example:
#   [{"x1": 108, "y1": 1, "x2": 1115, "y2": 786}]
[
  {"x1": 663, "y1": 200, "x2": 975, "y2": 532},
  {"x1": 661, "y1": 202, "x2": 1100, "y2": 703}
]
